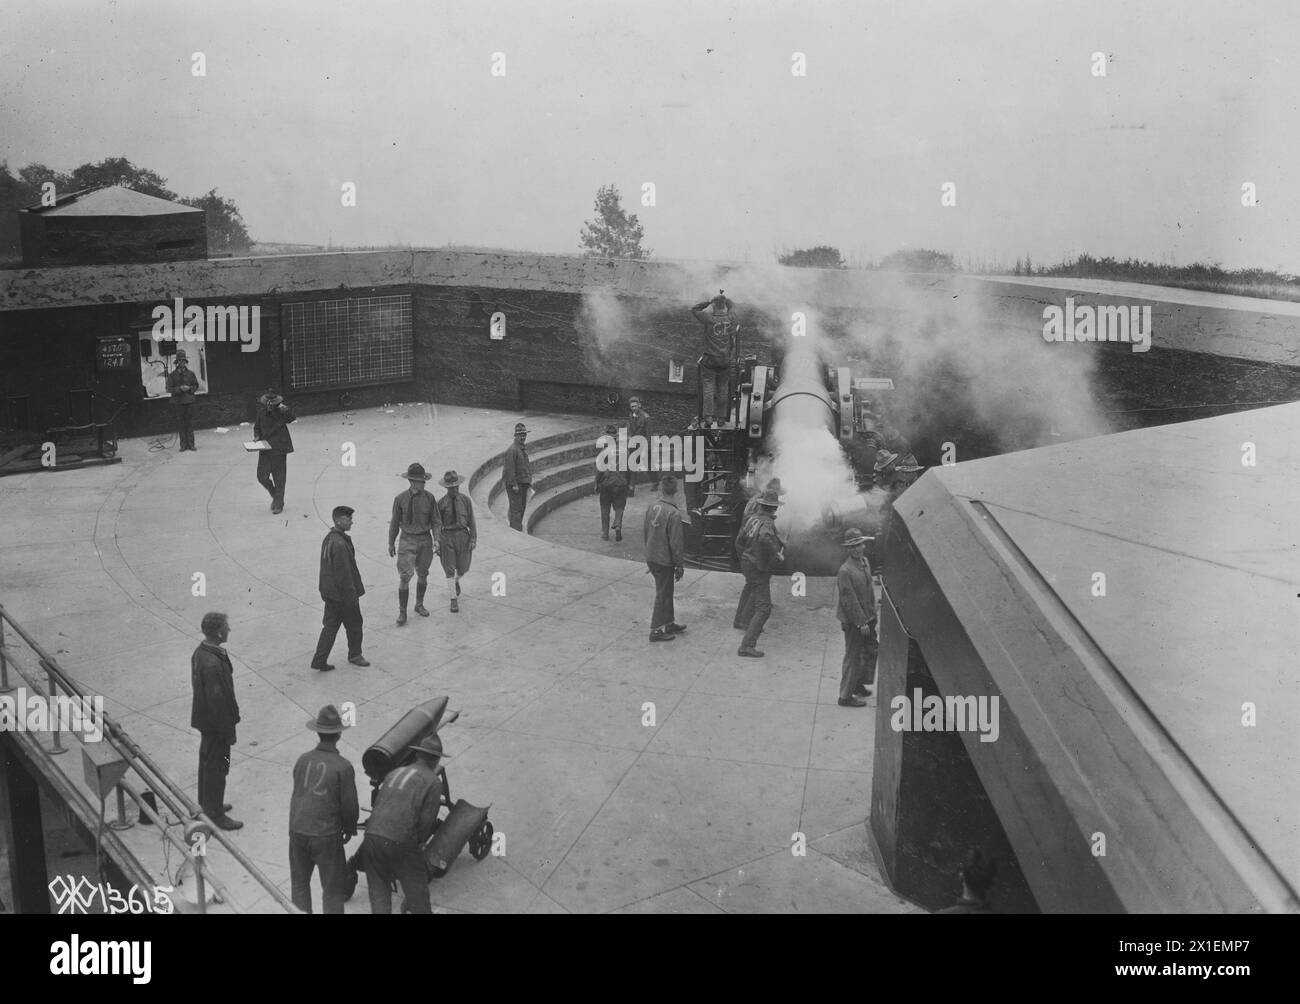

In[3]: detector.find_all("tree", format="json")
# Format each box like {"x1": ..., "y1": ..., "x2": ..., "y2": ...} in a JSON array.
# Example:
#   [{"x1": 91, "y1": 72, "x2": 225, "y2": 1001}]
[
  {"x1": 181, "y1": 189, "x2": 251, "y2": 253},
  {"x1": 579, "y1": 184, "x2": 650, "y2": 259},
  {"x1": 62, "y1": 157, "x2": 177, "y2": 200},
  {"x1": 0, "y1": 157, "x2": 252, "y2": 259},
  {"x1": 778, "y1": 245, "x2": 845, "y2": 269},
  {"x1": 877, "y1": 248, "x2": 957, "y2": 273}
]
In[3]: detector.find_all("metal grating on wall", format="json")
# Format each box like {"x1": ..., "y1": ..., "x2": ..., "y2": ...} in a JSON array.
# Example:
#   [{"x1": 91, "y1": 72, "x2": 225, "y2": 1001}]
[{"x1": 282, "y1": 294, "x2": 413, "y2": 391}]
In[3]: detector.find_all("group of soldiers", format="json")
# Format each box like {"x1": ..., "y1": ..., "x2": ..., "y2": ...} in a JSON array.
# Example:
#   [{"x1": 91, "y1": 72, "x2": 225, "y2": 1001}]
[
  {"x1": 639, "y1": 438, "x2": 922, "y2": 713},
  {"x1": 309, "y1": 462, "x2": 479, "y2": 672},
  {"x1": 192, "y1": 626, "x2": 447, "y2": 914}
]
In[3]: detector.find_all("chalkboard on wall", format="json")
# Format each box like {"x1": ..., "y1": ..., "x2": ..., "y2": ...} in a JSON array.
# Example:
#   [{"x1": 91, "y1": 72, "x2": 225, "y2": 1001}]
[{"x1": 96, "y1": 336, "x2": 134, "y2": 373}]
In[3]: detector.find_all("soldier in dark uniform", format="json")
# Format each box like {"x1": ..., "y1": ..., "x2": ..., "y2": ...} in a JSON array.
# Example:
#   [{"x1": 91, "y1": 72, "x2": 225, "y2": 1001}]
[
  {"x1": 253, "y1": 388, "x2": 295, "y2": 514},
  {"x1": 501, "y1": 422, "x2": 532, "y2": 531},
  {"x1": 289, "y1": 704, "x2": 360, "y2": 914},
  {"x1": 741, "y1": 477, "x2": 786, "y2": 522},
  {"x1": 312, "y1": 505, "x2": 369, "y2": 671},
  {"x1": 626, "y1": 397, "x2": 650, "y2": 494},
  {"x1": 388, "y1": 463, "x2": 441, "y2": 626},
  {"x1": 643, "y1": 474, "x2": 686, "y2": 642},
  {"x1": 190, "y1": 611, "x2": 242, "y2": 830},
  {"x1": 436, "y1": 470, "x2": 476, "y2": 613},
  {"x1": 835, "y1": 527, "x2": 877, "y2": 708},
  {"x1": 690, "y1": 293, "x2": 737, "y2": 428},
  {"x1": 362, "y1": 733, "x2": 448, "y2": 915},
  {"x1": 734, "y1": 490, "x2": 783, "y2": 657},
  {"x1": 595, "y1": 425, "x2": 630, "y2": 541},
  {"x1": 166, "y1": 350, "x2": 199, "y2": 451}
]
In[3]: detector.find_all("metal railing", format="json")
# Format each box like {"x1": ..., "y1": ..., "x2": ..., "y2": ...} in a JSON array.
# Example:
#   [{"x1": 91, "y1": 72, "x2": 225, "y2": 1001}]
[{"x1": 0, "y1": 601, "x2": 300, "y2": 914}]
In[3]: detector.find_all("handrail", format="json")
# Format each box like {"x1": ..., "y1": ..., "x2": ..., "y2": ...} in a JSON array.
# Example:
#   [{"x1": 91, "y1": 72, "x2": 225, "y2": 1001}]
[{"x1": 0, "y1": 601, "x2": 301, "y2": 914}]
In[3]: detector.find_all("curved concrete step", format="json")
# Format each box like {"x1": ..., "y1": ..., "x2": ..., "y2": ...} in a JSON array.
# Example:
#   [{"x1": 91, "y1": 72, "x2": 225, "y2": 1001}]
[{"x1": 468, "y1": 422, "x2": 606, "y2": 523}]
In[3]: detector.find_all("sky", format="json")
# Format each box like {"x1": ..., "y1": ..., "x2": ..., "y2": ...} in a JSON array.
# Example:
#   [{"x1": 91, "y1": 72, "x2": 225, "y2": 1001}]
[{"x1": 3, "y1": 0, "x2": 1298, "y2": 270}]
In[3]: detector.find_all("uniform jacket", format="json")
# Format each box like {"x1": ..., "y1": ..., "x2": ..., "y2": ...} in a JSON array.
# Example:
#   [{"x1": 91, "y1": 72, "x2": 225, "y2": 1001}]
[
  {"x1": 290, "y1": 742, "x2": 360, "y2": 839},
  {"x1": 643, "y1": 497, "x2": 685, "y2": 568},
  {"x1": 502, "y1": 441, "x2": 532, "y2": 486},
  {"x1": 436, "y1": 491, "x2": 477, "y2": 546},
  {"x1": 190, "y1": 642, "x2": 240, "y2": 739},
  {"x1": 319, "y1": 528, "x2": 365, "y2": 603},
  {"x1": 627, "y1": 411, "x2": 650, "y2": 442},
  {"x1": 389, "y1": 488, "x2": 441, "y2": 547},
  {"x1": 253, "y1": 404, "x2": 296, "y2": 454},
  {"x1": 366, "y1": 760, "x2": 443, "y2": 847},
  {"x1": 595, "y1": 462, "x2": 629, "y2": 495},
  {"x1": 739, "y1": 513, "x2": 782, "y2": 574},
  {"x1": 166, "y1": 367, "x2": 199, "y2": 406},
  {"x1": 835, "y1": 554, "x2": 877, "y2": 629}
]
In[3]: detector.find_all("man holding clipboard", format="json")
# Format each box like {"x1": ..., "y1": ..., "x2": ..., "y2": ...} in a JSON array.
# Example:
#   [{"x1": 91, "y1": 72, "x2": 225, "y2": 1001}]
[{"x1": 249, "y1": 388, "x2": 295, "y2": 515}]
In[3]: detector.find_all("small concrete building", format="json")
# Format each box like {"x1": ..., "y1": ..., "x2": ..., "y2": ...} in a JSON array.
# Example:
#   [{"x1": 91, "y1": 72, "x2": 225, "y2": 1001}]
[{"x1": 19, "y1": 186, "x2": 207, "y2": 267}]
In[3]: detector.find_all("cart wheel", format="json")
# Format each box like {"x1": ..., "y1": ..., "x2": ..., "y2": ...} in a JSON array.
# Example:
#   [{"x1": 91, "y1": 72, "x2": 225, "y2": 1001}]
[{"x1": 468, "y1": 820, "x2": 493, "y2": 861}]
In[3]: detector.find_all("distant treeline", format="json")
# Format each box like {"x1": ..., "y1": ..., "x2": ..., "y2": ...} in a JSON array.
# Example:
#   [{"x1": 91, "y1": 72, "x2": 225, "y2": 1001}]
[{"x1": 1013, "y1": 253, "x2": 1300, "y2": 303}]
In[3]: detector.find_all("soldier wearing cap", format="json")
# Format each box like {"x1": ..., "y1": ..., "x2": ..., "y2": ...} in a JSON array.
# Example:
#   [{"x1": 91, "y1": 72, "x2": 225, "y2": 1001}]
[
  {"x1": 595, "y1": 425, "x2": 630, "y2": 542},
  {"x1": 835, "y1": 527, "x2": 878, "y2": 707},
  {"x1": 289, "y1": 704, "x2": 360, "y2": 914},
  {"x1": 502, "y1": 422, "x2": 532, "y2": 531},
  {"x1": 388, "y1": 463, "x2": 442, "y2": 626},
  {"x1": 626, "y1": 397, "x2": 650, "y2": 495},
  {"x1": 436, "y1": 470, "x2": 476, "y2": 613},
  {"x1": 734, "y1": 489, "x2": 784, "y2": 657},
  {"x1": 165, "y1": 350, "x2": 200, "y2": 451},
  {"x1": 643, "y1": 474, "x2": 687, "y2": 642},
  {"x1": 312, "y1": 505, "x2": 369, "y2": 671},
  {"x1": 190, "y1": 611, "x2": 242, "y2": 831},
  {"x1": 363, "y1": 733, "x2": 448, "y2": 915},
  {"x1": 253, "y1": 388, "x2": 296, "y2": 514}
]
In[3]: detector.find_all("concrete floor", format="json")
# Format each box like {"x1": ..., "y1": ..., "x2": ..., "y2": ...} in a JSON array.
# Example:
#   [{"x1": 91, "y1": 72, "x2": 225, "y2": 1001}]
[{"x1": 0, "y1": 401, "x2": 919, "y2": 914}]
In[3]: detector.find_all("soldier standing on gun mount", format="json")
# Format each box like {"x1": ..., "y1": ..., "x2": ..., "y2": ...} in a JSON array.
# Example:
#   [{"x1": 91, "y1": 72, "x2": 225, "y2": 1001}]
[
  {"x1": 362, "y1": 733, "x2": 449, "y2": 915},
  {"x1": 190, "y1": 611, "x2": 242, "y2": 831},
  {"x1": 690, "y1": 292, "x2": 737, "y2": 429},
  {"x1": 289, "y1": 704, "x2": 360, "y2": 914},
  {"x1": 835, "y1": 527, "x2": 877, "y2": 708},
  {"x1": 626, "y1": 396, "x2": 650, "y2": 495},
  {"x1": 436, "y1": 470, "x2": 476, "y2": 613},
  {"x1": 312, "y1": 505, "x2": 369, "y2": 671},
  {"x1": 502, "y1": 422, "x2": 532, "y2": 531},
  {"x1": 388, "y1": 463, "x2": 441, "y2": 627},
  {"x1": 734, "y1": 489, "x2": 784, "y2": 658},
  {"x1": 253, "y1": 388, "x2": 295, "y2": 515},
  {"x1": 643, "y1": 474, "x2": 687, "y2": 642},
  {"x1": 595, "y1": 424, "x2": 630, "y2": 542},
  {"x1": 166, "y1": 349, "x2": 199, "y2": 451}
]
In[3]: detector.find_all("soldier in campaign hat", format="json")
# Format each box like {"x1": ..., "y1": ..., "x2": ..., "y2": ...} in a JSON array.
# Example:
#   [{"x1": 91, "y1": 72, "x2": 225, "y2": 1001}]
[
  {"x1": 436, "y1": 470, "x2": 476, "y2": 613},
  {"x1": 502, "y1": 422, "x2": 532, "y2": 531},
  {"x1": 835, "y1": 527, "x2": 878, "y2": 707},
  {"x1": 734, "y1": 489, "x2": 784, "y2": 657},
  {"x1": 289, "y1": 704, "x2": 360, "y2": 914},
  {"x1": 362, "y1": 732, "x2": 450, "y2": 914},
  {"x1": 388, "y1": 463, "x2": 442, "y2": 626},
  {"x1": 166, "y1": 349, "x2": 200, "y2": 451}
]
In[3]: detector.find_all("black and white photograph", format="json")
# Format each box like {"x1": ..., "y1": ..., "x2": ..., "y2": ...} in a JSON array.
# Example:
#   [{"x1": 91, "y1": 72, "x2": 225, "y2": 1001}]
[{"x1": 0, "y1": 0, "x2": 1295, "y2": 961}]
